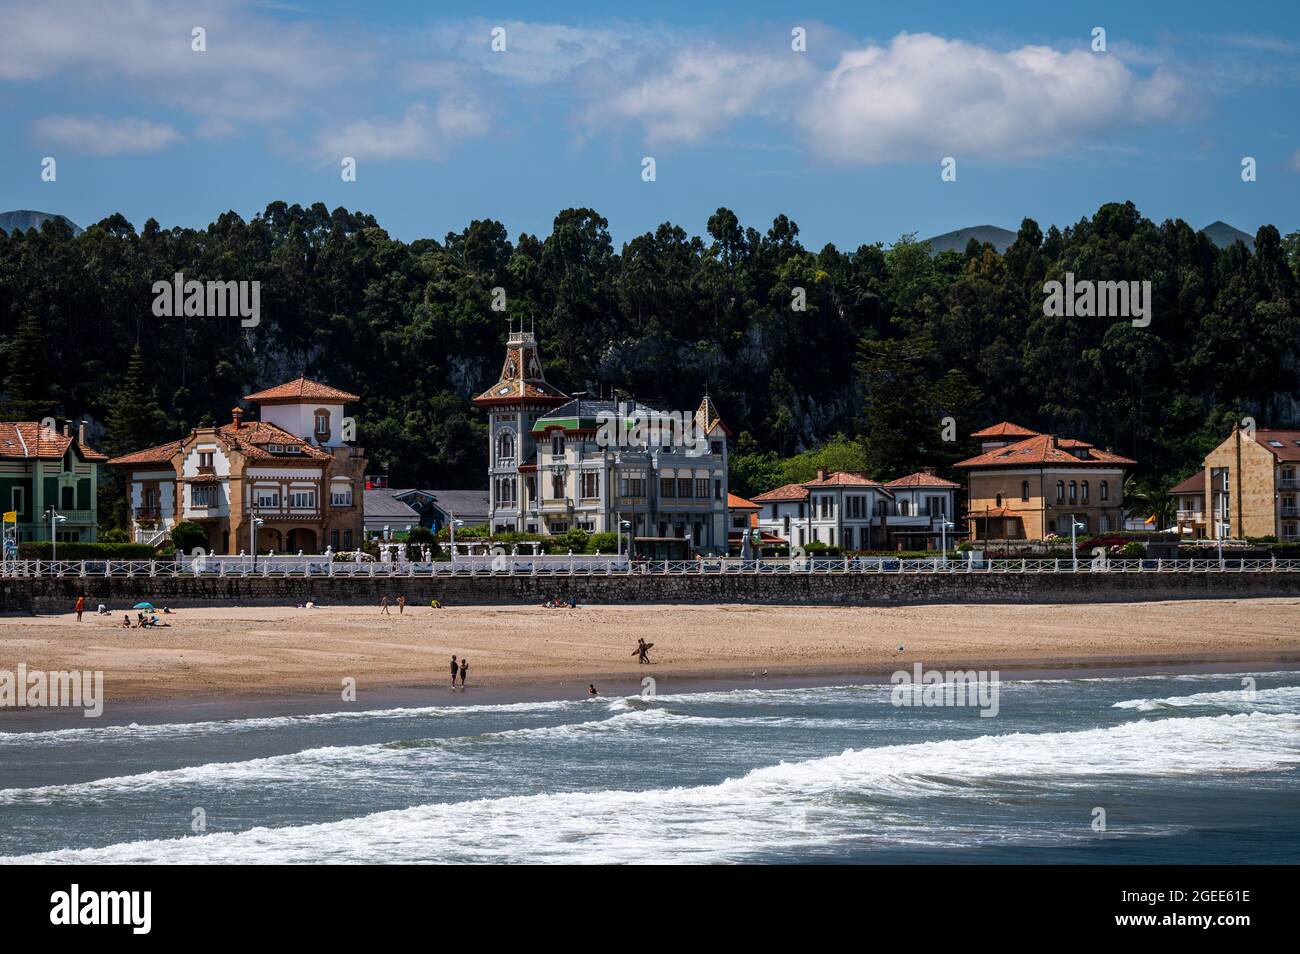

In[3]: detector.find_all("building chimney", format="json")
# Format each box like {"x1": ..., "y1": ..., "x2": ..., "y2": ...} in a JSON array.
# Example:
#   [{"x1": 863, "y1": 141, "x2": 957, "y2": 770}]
[
  {"x1": 78, "y1": 420, "x2": 86, "y2": 445},
  {"x1": 62, "y1": 421, "x2": 70, "y2": 437},
  {"x1": 231, "y1": 406, "x2": 244, "y2": 429},
  {"x1": 816, "y1": 468, "x2": 827, "y2": 481}
]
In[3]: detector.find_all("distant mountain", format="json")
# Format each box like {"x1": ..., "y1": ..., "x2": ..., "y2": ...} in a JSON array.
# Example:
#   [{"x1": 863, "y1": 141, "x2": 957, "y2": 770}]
[
  {"x1": 919, "y1": 225, "x2": 1017, "y2": 255},
  {"x1": 0, "y1": 209, "x2": 82, "y2": 236},
  {"x1": 1199, "y1": 221, "x2": 1255, "y2": 252}
]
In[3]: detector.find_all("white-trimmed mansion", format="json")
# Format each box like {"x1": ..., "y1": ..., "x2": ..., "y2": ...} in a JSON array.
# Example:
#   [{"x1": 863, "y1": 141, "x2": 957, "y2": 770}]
[
  {"x1": 109, "y1": 378, "x2": 366, "y2": 553},
  {"x1": 473, "y1": 327, "x2": 731, "y2": 553}
]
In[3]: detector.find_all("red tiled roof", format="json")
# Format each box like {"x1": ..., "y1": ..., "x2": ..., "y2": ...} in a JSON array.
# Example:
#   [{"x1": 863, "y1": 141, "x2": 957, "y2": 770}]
[
  {"x1": 216, "y1": 421, "x2": 332, "y2": 461},
  {"x1": 971, "y1": 421, "x2": 1040, "y2": 439},
  {"x1": 885, "y1": 471, "x2": 961, "y2": 489},
  {"x1": 751, "y1": 482, "x2": 810, "y2": 503},
  {"x1": 108, "y1": 439, "x2": 184, "y2": 467},
  {"x1": 0, "y1": 423, "x2": 108, "y2": 462},
  {"x1": 954, "y1": 434, "x2": 1136, "y2": 469},
  {"x1": 1254, "y1": 429, "x2": 1300, "y2": 462},
  {"x1": 802, "y1": 471, "x2": 887, "y2": 488},
  {"x1": 1169, "y1": 471, "x2": 1205, "y2": 495},
  {"x1": 727, "y1": 493, "x2": 759, "y2": 510},
  {"x1": 243, "y1": 377, "x2": 360, "y2": 404}
]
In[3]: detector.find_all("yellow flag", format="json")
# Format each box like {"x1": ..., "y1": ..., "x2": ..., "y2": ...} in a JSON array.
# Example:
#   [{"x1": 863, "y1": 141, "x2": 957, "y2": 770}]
[
  {"x1": 2, "y1": 511, "x2": 16, "y2": 523},
  {"x1": 1144, "y1": 514, "x2": 1156, "y2": 525}
]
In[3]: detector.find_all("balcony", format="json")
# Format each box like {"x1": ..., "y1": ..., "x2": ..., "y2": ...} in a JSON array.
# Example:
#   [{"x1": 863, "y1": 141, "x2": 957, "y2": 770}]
[
  {"x1": 134, "y1": 505, "x2": 162, "y2": 522},
  {"x1": 1279, "y1": 478, "x2": 1299, "y2": 491},
  {"x1": 50, "y1": 509, "x2": 95, "y2": 524},
  {"x1": 1176, "y1": 509, "x2": 1205, "y2": 522}
]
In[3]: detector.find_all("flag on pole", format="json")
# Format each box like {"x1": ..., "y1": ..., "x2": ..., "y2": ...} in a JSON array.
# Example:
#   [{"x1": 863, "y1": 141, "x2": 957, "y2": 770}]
[
  {"x1": 2, "y1": 511, "x2": 16, "y2": 523},
  {"x1": 1144, "y1": 514, "x2": 1156, "y2": 525}
]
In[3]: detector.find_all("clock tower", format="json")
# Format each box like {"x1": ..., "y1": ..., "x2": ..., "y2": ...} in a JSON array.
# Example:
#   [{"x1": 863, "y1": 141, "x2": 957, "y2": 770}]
[{"x1": 472, "y1": 322, "x2": 569, "y2": 533}]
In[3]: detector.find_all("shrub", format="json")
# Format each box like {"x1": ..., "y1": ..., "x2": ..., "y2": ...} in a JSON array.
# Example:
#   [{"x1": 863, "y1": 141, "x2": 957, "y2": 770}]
[
  {"x1": 169, "y1": 521, "x2": 208, "y2": 553},
  {"x1": 99, "y1": 527, "x2": 129, "y2": 543},
  {"x1": 1119, "y1": 541, "x2": 1146, "y2": 557},
  {"x1": 586, "y1": 531, "x2": 619, "y2": 554}
]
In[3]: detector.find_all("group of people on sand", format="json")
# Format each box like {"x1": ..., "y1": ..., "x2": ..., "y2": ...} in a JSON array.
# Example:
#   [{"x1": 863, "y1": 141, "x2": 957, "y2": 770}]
[
  {"x1": 380, "y1": 595, "x2": 444, "y2": 612},
  {"x1": 122, "y1": 611, "x2": 170, "y2": 628},
  {"x1": 449, "y1": 654, "x2": 469, "y2": 690},
  {"x1": 542, "y1": 594, "x2": 577, "y2": 609}
]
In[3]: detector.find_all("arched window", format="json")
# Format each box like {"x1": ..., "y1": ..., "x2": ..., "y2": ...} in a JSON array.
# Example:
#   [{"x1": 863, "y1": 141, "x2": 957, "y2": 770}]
[
  {"x1": 497, "y1": 430, "x2": 515, "y2": 461},
  {"x1": 1081, "y1": 480, "x2": 1090, "y2": 503},
  {"x1": 899, "y1": 500, "x2": 910, "y2": 516},
  {"x1": 995, "y1": 493, "x2": 1003, "y2": 507},
  {"x1": 551, "y1": 473, "x2": 565, "y2": 499},
  {"x1": 1021, "y1": 480, "x2": 1030, "y2": 501},
  {"x1": 1056, "y1": 481, "x2": 1065, "y2": 503},
  {"x1": 1100, "y1": 480, "x2": 1109, "y2": 501},
  {"x1": 1068, "y1": 480, "x2": 1077, "y2": 502}
]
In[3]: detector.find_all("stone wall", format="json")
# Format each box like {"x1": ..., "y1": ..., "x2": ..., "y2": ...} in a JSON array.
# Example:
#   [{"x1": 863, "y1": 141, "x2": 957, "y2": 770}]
[{"x1": 5, "y1": 570, "x2": 1300, "y2": 613}]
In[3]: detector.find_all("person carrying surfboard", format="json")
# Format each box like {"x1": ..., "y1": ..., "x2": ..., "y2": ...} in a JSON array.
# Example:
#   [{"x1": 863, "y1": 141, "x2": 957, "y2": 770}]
[{"x1": 635, "y1": 638, "x2": 653, "y2": 664}]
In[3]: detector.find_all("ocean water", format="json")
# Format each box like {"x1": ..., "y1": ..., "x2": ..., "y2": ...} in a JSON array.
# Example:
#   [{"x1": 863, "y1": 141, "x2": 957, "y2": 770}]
[{"x1": 1, "y1": 671, "x2": 1298, "y2": 864}]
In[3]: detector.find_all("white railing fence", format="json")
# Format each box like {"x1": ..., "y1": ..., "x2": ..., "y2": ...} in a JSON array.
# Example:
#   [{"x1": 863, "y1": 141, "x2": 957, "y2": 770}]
[{"x1": 3, "y1": 556, "x2": 1300, "y2": 578}]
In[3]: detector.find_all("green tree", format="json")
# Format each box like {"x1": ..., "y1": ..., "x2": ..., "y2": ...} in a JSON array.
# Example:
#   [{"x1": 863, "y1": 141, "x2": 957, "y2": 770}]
[{"x1": 3, "y1": 313, "x2": 51, "y2": 419}]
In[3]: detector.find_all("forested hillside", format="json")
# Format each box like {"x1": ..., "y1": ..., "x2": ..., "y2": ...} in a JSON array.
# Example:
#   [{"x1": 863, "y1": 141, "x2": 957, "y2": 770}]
[{"x1": 2, "y1": 200, "x2": 1297, "y2": 525}]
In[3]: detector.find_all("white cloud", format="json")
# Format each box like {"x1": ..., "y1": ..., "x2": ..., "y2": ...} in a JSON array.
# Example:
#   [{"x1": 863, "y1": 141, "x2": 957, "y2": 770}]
[
  {"x1": 31, "y1": 115, "x2": 184, "y2": 155},
  {"x1": 584, "y1": 45, "x2": 813, "y2": 144},
  {"x1": 314, "y1": 100, "x2": 490, "y2": 161},
  {"x1": 800, "y1": 33, "x2": 1192, "y2": 163},
  {"x1": 0, "y1": 0, "x2": 366, "y2": 122}
]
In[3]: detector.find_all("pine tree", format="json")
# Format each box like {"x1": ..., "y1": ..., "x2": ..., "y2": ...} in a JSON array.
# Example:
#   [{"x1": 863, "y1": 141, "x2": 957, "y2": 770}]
[
  {"x1": 3, "y1": 313, "x2": 52, "y2": 420},
  {"x1": 104, "y1": 344, "x2": 167, "y2": 457}
]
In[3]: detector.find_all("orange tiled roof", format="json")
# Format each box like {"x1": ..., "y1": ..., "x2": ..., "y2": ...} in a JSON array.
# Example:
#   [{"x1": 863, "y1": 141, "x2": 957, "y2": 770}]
[
  {"x1": 1254, "y1": 429, "x2": 1300, "y2": 462},
  {"x1": 727, "y1": 493, "x2": 759, "y2": 510},
  {"x1": 243, "y1": 377, "x2": 360, "y2": 404},
  {"x1": 802, "y1": 471, "x2": 888, "y2": 488},
  {"x1": 885, "y1": 471, "x2": 961, "y2": 489},
  {"x1": 107, "y1": 439, "x2": 184, "y2": 467},
  {"x1": 0, "y1": 422, "x2": 108, "y2": 462},
  {"x1": 694, "y1": 394, "x2": 731, "y2": 437},
  {"x1": 1168, "y1": 471, "x2": 1205, "y2": 495},
  {"x1": 971, "y1": 421, "x2": 1040, "y2": 439},
  {"x1": 215, "y1": 421, "x2": 332, "y2": 461},
  {"x1": 751, "y1": 482, "x2": 810, "y2": 503},
  {"x1": 954, "y1": 434, "x2": 1136, "y2": 469}
]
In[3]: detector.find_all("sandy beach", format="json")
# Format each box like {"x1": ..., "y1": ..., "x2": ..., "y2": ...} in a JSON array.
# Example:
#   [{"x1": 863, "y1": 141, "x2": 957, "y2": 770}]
[{"x1": 2, "y1": 597, "x2": 1299, "y2": 706}]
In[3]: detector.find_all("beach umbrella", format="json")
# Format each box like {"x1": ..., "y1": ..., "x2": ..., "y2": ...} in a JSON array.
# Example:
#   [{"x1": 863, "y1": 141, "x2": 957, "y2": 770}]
[{"x1": 133, "y1": 601, "x2": 154, "y2": 610}]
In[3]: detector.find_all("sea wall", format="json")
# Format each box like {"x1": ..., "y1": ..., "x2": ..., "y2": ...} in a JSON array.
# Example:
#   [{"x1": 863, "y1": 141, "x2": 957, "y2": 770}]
[{"x1": 5, "y1": 570, "x2": 1300, "y2": 613}]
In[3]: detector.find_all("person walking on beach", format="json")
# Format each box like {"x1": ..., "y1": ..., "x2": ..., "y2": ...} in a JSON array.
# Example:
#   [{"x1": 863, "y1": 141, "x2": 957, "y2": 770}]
[
  {"x1": 459, "y1": 657, "x2": 468, "y2": 688},
  {"x1": 380, "y1": 595, "x2": 391, "y2": 615},
  {"x1": 450, "y1": 655, "x2": 459, "y2": 690},
  {"x1": 74, "y1": 595, "x2": 85, "y2": 622},
  {"x1": 635, "y1": 638, "x2": 653, "y2": 665},
  {"x1": 397, "y1": 594, "x2": 406, "y2": 615}
]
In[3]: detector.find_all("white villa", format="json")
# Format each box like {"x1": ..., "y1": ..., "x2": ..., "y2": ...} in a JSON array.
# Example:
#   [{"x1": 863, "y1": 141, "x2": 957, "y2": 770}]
[
  {"x1": 473, "y1": 325, "x2": 732, "y2": 554},
  {"x1": 752, "y1": 469, "x2": 961, "y2": 551}
]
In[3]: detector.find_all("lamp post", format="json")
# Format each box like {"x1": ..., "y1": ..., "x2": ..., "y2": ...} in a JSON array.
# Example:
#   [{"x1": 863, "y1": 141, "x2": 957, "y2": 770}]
[
  {"x1": 448, "y1": 514, "x2": 464, "y2": 559},
  {"x1": 1070, "y1": 515, "x2": 1085, "y2": 570},
  {"x1": 941, "y1": 519, "x2": 954, "y2": 565},
  {"x1": 48, "y1": 508, "x2": 66, "y2": 560},
  {"x1": 249, "y1": 513, "x2": 263, "y2": 571}
]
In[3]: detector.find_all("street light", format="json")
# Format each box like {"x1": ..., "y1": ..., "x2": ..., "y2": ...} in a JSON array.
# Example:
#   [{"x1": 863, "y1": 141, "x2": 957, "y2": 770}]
[
  {"x1": 940, "y1": 519, "x2": 954, "y2": 565},
  {"x1": 249, "y1": 514, "x2": 264, "y2": 570},
  {"x1": 1070, "y1": 515, "x2": 1086, "y2": 570},
  {"x1": 448, "y1": 514, "x2": 464, "y2": 558},
  {"x1": 47, "y1": 508, "x2": 66, "y2": 560}
]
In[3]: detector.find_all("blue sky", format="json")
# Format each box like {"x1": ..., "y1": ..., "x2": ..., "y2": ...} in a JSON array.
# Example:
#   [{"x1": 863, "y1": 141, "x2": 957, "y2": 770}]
[{"x1": 2, "y1": 0, "x2": 1298, "y2": 247}]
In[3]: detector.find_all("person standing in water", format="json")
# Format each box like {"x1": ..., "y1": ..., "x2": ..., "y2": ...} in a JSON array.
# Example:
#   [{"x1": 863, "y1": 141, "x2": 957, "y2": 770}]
[{"x1": 459, "y1": 657, "x2": 468, "y2": 688}]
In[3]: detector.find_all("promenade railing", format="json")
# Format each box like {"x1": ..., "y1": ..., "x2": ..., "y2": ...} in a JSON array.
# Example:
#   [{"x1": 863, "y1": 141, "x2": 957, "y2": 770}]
[{"x1": 4, "y1": 556, "x2": 1300, "y2": 578}]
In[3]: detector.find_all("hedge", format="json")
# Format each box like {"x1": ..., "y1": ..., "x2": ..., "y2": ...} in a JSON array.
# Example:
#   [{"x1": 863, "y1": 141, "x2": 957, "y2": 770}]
[{"x1": 19, "y1": 541, "x2": 156, "y2": 560}]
